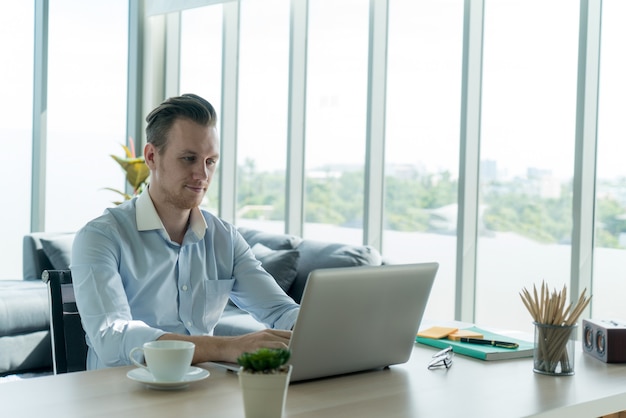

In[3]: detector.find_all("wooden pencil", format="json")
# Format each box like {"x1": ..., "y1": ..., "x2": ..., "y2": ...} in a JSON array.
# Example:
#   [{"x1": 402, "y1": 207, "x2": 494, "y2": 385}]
[{"x1": 520, "y1": 281, "x2": 592, "y2": 374}]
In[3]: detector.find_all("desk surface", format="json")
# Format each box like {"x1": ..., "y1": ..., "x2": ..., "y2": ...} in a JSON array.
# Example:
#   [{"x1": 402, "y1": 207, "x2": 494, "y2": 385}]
[{"x1": 3, "y1": 344, "x2": 626, "y2": 418}]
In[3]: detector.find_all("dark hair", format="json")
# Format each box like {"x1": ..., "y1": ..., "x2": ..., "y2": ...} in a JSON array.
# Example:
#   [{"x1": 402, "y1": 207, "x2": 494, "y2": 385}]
[{"x1": 145, "y1": 94, "x2": 218, "y2": 152}]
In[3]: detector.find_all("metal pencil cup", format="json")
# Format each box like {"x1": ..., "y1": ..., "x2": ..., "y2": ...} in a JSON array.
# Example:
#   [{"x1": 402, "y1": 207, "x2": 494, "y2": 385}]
[{"x1": 533, "y1": 322, "x2": 577, "y2": 376}]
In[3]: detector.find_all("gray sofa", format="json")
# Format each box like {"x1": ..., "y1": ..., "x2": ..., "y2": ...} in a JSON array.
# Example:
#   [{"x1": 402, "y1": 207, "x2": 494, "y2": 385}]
[{"x1": 0, "y1": 227, "x2": 382, "y2": 375}]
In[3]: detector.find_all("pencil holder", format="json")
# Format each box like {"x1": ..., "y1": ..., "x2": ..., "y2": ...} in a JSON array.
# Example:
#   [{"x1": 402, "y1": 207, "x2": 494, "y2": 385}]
[{"x1": 533, "y1": 322, "x2": 577, "y2": 376}]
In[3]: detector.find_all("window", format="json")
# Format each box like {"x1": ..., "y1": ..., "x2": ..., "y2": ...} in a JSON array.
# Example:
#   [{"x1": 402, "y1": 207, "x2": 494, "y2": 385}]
[
  {"x1": 477, "y1": 0, "x2": 579, "y2": 333},
  {"x1": 46, "y1": 0, "x2": 128, "y2": 231},
  {"x1": 593, "y1": 0, "x2": 626, "y2": 319},
  {"x1": 0, "y1": 2, "x2": 34, "y2": 279},
  {"x1": 303, "y1": 0, "x2": 369, "y2": 245},
  {"x1": 384, "y1": 0, "x2": 463, "y2": 322},
  {"x1": 236, "y1": 0, "x2": 290, "y2": 231}
]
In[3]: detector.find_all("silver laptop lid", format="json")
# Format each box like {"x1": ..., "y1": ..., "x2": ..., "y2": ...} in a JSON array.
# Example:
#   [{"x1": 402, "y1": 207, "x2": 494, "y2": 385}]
[{"x1": 288, "y1": 262, "x2": 438, "y2": 382}]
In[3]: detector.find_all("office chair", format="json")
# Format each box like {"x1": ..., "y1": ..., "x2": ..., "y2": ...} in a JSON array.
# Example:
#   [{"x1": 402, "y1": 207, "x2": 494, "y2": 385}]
[{"x1": 41, "y1": 269, "x2": 88, "y2": 374}]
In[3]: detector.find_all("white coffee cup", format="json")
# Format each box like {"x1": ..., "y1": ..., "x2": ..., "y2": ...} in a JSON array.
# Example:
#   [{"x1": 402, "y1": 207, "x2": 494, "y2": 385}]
[{"x1": 129, "y1": 340, "x2": 195, "y2": 382}]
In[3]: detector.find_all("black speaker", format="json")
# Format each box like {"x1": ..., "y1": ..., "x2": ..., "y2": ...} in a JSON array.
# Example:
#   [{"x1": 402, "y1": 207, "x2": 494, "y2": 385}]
[{"x1": 582, "y1": 319, "x2": 626, "y2": 363}]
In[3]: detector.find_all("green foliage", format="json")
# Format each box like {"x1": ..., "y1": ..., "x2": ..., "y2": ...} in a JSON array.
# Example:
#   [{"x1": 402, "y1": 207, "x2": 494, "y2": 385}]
[
  {"x1": 236, "y1": 159, "x2": 286, "y2": 221},
  {"x1": 237, "y1": 348, "x2": 291, "y2": 374},
  {"x1": 384, "y1": 172, "x2": 457, "y2": 232},
  {"x1": 305, "y1": 179, "x2": 347, "y2": 224},
  {"x1": 483, "y1": 199, "x2": 568, "y2": 243},
  {"x1": 597, "y1": 197, "x2": 626, "y2": 235},
  {"x1": 231, "y1": 161, "x2": 626, "y2": 250}
]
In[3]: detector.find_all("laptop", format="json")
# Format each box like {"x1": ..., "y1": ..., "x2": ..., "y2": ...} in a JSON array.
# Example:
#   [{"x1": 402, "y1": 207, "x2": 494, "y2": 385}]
[{"x1": 214, "y1": 262, "x2": 438, "y2": 383}]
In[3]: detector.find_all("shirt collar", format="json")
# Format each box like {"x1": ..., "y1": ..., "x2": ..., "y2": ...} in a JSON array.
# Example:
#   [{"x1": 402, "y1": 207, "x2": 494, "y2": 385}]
[{"x1": 136, "y1": 189, "x2": 207, "y2": 240}]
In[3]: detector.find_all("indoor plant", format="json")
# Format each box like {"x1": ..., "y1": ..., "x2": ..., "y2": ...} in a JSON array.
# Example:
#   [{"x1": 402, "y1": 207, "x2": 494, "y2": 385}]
[
  {"x1": 104, "y1": 141, "x2": 150, "y2": 205},
  {"x1": 237, "y1": 348, "x2": 292, "y2": 418}
]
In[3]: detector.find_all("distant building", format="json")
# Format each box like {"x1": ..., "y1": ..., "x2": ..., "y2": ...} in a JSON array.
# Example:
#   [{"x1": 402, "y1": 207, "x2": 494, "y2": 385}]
[
  {"x1": 527, "y1": 167, "x2": 560, "y2": 199},
  {"x1": 481, "y1": 160, "x2": 498, "y2": 182}
]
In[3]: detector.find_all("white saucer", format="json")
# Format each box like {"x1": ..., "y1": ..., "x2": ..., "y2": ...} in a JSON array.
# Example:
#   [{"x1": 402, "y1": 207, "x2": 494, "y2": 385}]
[{"x1": 127, "y1": 366, "x2": 210, "y2": 390}]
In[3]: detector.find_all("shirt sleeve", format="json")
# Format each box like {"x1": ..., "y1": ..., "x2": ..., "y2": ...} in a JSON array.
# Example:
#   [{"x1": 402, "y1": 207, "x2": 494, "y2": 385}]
[
  {"x1": 228, "y1": 229, "x2": 300, "y2": 330},
  {"x1": 70, "y1": 223, "x2": 165, "y2": 369}
]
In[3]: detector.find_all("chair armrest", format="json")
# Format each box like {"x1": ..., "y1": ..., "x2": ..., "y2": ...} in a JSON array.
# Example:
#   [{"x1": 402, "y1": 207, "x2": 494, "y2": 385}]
[{"x1": 41, "y1": 270, "x2": 72, "y2": 285}]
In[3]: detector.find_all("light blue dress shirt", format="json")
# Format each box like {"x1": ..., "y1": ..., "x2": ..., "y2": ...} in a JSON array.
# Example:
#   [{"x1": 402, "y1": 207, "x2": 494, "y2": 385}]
[{"x1": 71, "y1": 190, "x2": 299, "y2": 370}]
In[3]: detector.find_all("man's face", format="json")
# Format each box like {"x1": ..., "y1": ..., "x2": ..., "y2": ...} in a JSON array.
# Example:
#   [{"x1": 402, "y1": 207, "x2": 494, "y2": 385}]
[{"x1": 145, "y1": 118, "x2": 220, "y2": 211}]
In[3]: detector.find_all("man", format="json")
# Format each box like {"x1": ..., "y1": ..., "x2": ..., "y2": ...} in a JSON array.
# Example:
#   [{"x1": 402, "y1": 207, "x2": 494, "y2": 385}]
[{"x1": 71, "y1": 94, "x2": 299, "y2": 370}]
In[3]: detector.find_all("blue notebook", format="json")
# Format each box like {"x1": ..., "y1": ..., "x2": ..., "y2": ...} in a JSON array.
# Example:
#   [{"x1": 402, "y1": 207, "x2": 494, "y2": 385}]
[{"x1": 416, "y1": 326, "x2": 534, "y2": 361}]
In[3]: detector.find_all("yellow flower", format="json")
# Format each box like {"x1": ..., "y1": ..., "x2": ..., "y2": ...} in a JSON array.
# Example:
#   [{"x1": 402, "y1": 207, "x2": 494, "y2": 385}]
[{"x1": 104, "y1": 141, "x2": 150, "y2": 205}]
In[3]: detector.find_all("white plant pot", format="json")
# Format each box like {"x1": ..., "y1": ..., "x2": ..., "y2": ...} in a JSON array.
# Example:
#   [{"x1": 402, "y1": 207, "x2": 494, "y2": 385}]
[{"x1": 238, "y1": 365, "x2": 292, "y2": 418}]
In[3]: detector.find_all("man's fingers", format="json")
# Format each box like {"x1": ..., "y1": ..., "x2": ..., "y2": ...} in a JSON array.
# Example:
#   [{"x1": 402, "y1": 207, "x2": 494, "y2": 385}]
[
  {"x1": 257, "y1": 329, "x2": 292, "y2": 342},
  {"x1": 249, "y1": 329, "x2": 292, "y2": 350},
  {"x1": 225, "y1": 329, "x2": 293, "y2": 362},
  {"x1": 265, "y1": 329, "x2": 292, "y2": 338}
]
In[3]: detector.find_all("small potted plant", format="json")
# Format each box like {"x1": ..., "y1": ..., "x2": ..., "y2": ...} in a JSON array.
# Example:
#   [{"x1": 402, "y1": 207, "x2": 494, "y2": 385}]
[{"x1": 237, "y1": 348, "x2": 292, "y2": 418}]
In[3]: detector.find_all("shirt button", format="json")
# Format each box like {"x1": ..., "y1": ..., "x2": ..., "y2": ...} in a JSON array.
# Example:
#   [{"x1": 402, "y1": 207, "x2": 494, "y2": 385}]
[
  {"x1": 186, "y1": 321, "x2": 192, "y2": 327},
  {"x1": 182, "y1": 285, "x2": 188, "y2": 291}
]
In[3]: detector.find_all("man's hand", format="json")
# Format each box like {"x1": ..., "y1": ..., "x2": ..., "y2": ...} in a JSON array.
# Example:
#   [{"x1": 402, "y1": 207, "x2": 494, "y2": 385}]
[
  {"x1": 159, "y1": 329, "x2": 292, "y2": 364},
  {"x1": 223, "y1": 329, "x2": 292, "y2": 362}
]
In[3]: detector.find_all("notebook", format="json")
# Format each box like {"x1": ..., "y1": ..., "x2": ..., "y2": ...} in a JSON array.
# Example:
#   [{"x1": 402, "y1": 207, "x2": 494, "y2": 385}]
[
  {"x1": 213, "y1": 262, "x2": 438, "y2": 383},
  {"x1": 416, "y1": 326, "x2": 534, "y2": 361}
]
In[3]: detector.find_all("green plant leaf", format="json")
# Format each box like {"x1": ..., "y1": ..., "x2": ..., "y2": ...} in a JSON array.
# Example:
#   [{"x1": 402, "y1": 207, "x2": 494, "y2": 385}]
[
  {"x1": 101, "y1": 187, "x2": 133, "y2": 201},
  {"x1": 237, "y1": 348, "x2": 291, "y2": 373},
  {"x1": 109, "y1": 147, "x2": 150, "y2": 195}
]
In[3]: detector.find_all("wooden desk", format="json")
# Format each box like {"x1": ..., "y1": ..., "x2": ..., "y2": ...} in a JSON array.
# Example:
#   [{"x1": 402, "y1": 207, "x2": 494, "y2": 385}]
[{"x1": 3, "y1": 345, "x2": 626, "y2": 417}]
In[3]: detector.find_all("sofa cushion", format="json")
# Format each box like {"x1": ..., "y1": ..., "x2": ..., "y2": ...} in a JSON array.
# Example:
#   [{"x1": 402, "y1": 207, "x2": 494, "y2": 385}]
[
  {"x1": 23, "y1": 232, "x2": 75, "y2": 281},
  {"x1": 289, "y1": 240, "x2": 383, "y2": 303},
  {"x1": 0, "y1": 281, "x2": 49, "y2": 336},
  {"x1": 0, "y1": 280, "x2": 51, "y2": 375},
  {"x1": 238, "y1": 227, "x2": 302, "y2": 250},
  {"x1": 0, "y1": 331, "x2": 52, "y2": 375},
  {"x1": 40, "y1": 235, "x2": 74, "y2": 270},
  {"x1": 251, "y1": 243, "x2": 300, "y2": 293}
]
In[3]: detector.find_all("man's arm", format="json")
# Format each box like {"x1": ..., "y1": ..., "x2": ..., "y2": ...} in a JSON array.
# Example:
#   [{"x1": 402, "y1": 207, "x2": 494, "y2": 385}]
[
  {"x1": 158, "y1": 329, "x2": 292, "y2": 364},
  {"x1": 71, "y1": 223, "x2": 167, "y2": 368}
]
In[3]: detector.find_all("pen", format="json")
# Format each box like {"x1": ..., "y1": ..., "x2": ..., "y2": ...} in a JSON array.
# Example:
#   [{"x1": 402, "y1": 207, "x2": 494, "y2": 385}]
[{"x1": 459, "y1": 337, "x2": 519, "y2": 349}]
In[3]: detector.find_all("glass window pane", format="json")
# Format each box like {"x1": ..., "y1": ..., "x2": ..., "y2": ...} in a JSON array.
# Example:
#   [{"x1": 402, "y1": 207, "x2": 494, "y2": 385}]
[
  {"x1": 593, "y1": 0, "x2": 626, "y2": 319},
  {"x1": 478, "y1": 0, "x2": 579, "y2": 333},
  {"x1": 180, "y1": 4, "x2": 223, "y2": 213},
  {"x1": 304, "y1": 0, "x2": 369, "y2": 245},
  {"x1": 384, "y1": 0, "x2": 463, "y2": 321},
  {"x1": 0, "y1": 2, "x2": 34, "y2": 279},
  {"x1": 46, "y1": 0, "x2": 128, "y2": 232},
  {"x1": 236, "y1": 0, "x2": 289, "y2": 231}
]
